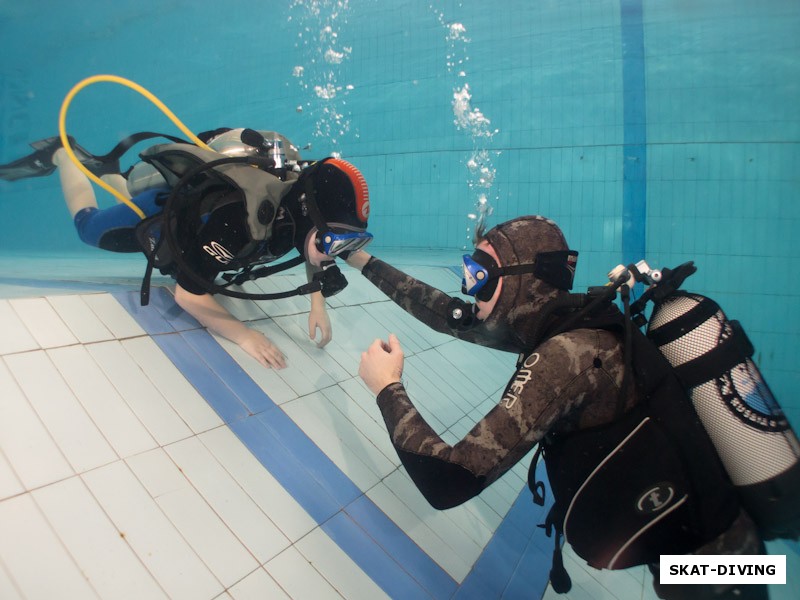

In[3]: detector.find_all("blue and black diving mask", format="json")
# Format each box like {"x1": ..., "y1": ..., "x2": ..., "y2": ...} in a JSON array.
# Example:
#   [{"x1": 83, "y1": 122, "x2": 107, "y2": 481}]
[
  {"x1": 462, "y1": 249, "x2": 502, "y2": 301},
  {"x1": 462, "y1": 248, "x2": 578, "y2": 301},
  {"x1": 316, "y1": 223, "x2": 374, "y2": 258}
]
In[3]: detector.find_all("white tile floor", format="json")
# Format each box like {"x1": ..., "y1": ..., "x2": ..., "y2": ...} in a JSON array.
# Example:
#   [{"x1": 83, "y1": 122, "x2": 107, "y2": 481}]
[{"x1": 0, "y1": 254, "x2": 797, "y2": 600}]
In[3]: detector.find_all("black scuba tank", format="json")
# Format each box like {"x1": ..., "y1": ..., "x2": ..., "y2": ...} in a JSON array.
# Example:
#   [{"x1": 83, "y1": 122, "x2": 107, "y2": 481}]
[{"x1": 646, "y1": 290, "x2": 800, "y2": 540}]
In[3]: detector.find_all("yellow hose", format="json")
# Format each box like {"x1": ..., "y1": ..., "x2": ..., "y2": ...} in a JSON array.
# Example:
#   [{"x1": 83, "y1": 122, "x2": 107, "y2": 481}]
[{"x1": 58, "y1": 74, "x2": 212, "y2": 219}]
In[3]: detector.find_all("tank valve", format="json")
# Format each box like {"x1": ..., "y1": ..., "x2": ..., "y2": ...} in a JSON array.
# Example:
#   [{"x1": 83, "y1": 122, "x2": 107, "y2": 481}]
[
  {"x1": 633, "y1": 260, "x2": 662, "y2": 285},
  {"x1": 608, "y1": 260, "x2": 663, "y2": 288},
  {"x1": 608, "y1": 265, "x2": 635, "y2": 288}
]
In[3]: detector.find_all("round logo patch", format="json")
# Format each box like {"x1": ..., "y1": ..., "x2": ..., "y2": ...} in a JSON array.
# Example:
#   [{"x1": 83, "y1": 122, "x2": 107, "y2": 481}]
[
  {"x1": 716, "y1": 366, "x2": 789, "y2": 433},
  {"x1": 635, "y1": 482, "x2": 675, "y2": 515}
]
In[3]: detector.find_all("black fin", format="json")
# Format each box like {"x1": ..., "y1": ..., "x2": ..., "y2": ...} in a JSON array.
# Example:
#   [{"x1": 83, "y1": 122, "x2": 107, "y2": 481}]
[
  {"x1": 0, "y1": 136, "x2": 119, "y2": 181},
  {"x1": 0, "y1": 139, "x2": 59, "y2": 181}
]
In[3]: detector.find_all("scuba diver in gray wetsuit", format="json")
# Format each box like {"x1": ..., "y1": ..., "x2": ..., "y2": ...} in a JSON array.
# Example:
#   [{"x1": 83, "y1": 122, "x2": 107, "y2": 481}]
[
  {"x1": 346, "y1": 215, "x2": 770, "y2": 600},
  {"x1": 0, "y1": 128, "x2": 373, "y2": 369}
]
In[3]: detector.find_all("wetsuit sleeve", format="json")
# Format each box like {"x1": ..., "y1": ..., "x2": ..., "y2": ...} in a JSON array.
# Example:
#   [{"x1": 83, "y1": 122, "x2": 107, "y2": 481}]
[
  {"x1": 176, "y1": 202, "x2": 251, "y2": 295},
  {"x1": 361, "y1": 257, "x2": 514, "y2": 350},
  {"x1": 376, "y1": 328, "x2": 625, "y2": 509}
]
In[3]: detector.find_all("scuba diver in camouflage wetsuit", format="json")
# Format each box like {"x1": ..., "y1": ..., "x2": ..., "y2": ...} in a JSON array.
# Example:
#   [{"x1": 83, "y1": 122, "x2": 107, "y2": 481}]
[{"x1": 345, "y1": 215, "x2": 766, "y2": 600}]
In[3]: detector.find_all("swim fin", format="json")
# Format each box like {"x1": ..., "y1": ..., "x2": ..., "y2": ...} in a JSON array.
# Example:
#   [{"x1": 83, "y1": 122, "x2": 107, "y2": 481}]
[{"x1": 0, "y1": 136, "x2": 119, "y2": 182}]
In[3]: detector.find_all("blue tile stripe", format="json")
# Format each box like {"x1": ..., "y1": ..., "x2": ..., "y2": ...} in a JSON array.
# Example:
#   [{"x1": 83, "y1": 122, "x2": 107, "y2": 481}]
[
  {"x1": 322, "y1": 510, "x2": 442, "y2": 600},
  {"x1": 621, "y1": 0, "x2": 648, "y2": 266},
  {"x1": 113, "y1": 287, "x2": 200, "y2": 334},
  {"x1": 455, "y1": 460, "x2": 554, "y2": 600},
  {"x1": 117, "y1": 288, "x2": 551, "y2": 598}
]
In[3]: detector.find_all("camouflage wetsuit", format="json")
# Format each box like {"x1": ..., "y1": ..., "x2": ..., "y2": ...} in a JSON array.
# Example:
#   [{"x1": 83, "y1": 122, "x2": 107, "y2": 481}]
[
  {"x1": 362, "y1": 255, "x2": 636, "y2": 507},
  {"x1": 358, "y1": 215, "x2": 765, "y2": 600}
]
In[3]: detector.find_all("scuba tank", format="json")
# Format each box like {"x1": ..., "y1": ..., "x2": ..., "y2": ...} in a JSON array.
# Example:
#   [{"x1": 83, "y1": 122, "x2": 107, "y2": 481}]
[
  {"x1": 127, "y1": 161, "x2": 168, "y2": 197},
  {"x1": 126, "y1": 128, "x2": 298, "y2": 197},
  {"x1": 618, "y1": 260, "x2": 800, "y2": 540}
]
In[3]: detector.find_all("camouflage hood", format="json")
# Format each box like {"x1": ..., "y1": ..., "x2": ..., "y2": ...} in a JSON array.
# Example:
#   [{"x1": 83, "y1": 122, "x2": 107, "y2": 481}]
[{"x1": 480, "y1": 216, "x2": 573, "y2": 348}]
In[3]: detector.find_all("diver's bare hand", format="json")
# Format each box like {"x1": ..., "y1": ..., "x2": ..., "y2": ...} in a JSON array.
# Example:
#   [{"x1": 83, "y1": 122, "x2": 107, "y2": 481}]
[
  {"x1": 240, "y1": 329, "x2": 287, "y2": 369},
  {"x1": 359, "y1": 334, "x2": 404, "y2": 395},
  {"x1": 308, "y1": 293, "x2": 332, "y2": 348}
]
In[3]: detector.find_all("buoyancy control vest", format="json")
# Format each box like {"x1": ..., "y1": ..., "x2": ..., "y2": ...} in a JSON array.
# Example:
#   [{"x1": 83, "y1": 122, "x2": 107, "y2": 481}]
[
  {"x1": 529, "y1": 262, "x2": 800, "y2": 592},
  {"x1": 137, "y1": 142, "x2": 290, "y2": 264},
  {"x1": 133, "y1": 144, "x2": 346, "y2": 304},
  {"x1": 528, "y1": 303, "x2": 740, "y2": 581}
]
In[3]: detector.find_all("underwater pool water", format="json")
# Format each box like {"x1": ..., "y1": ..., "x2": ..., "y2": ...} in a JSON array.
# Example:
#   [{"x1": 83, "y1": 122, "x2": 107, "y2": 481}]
[{"x1": 1, "y1": 0, "x2": 797, "y2": 426}]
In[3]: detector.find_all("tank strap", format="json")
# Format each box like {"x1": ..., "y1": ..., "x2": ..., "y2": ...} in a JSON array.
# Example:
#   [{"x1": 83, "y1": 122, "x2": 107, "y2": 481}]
[
  {"x1": 647, "y1": 294, "x2": 719, "y2": 347},
  {"x1": 673, "y1": 320, "x2": 755, "y2": 388}
]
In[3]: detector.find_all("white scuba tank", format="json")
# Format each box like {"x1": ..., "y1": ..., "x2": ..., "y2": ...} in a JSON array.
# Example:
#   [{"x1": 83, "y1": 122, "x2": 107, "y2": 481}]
[
  {"x1": 127, "y1": 161, "x2": 168, "y2": 197},
  {"x1": 646, "y1": 290, "x2": 800, "y2": 539}
]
